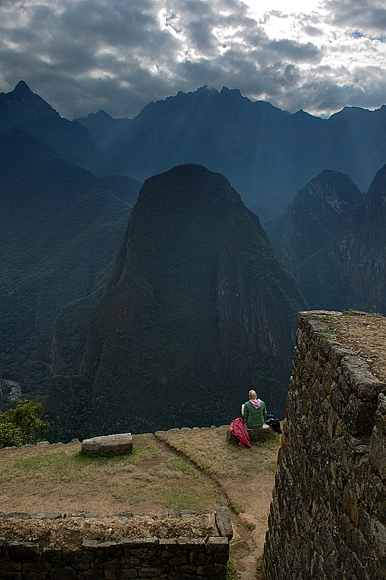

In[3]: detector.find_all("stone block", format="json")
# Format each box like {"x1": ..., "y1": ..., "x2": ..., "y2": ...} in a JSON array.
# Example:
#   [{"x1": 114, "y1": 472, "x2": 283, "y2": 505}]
[
  {"x1": 342, "y1": 395, "x2": 377, "y2": 436},
  {"x1": 82, "y1": 539, "x2": 99, "y2": 550},
  {"x1": 43, "y1": 547, "x2": 63, "y2": 563},
  {"x1": 22, "y1": 560, "x2": 51, "y2": 575},
  {"x1": 96, "y1": 543, "x2": 124, "y2": 562},
  {"x1": 370, "y1": 426, "x2": 386, "y2": 480},
  {"x1": 206, "y1": 537, "x2": 229, "y2": 554},
  {"x1": 329, "y1": 345, "x2": 354, "y2": 366},
  {"x1": 375, "y1": 392, "x2": 386, "y2": 436},
  {"x1": 78, "y1": 567, "x2": 105, "y2": 579},
  {"x1": 104, "y1": 572, "x2": 118, "y2": 580},
  {"x1": 138, "y1": 567, "x2": 161, "y2": 577},
  {"x1": 364, "y1": 474, "x2": 386, "y2": 523},
  {"x1": 330, "y1": 382, "x2": 345, "y2": 414},
  {"x1": 215, "y1": 507, "x2": 233, "y2": 540},
  {"x1": 341, "y1": 356, "x2": 386, "y2": 401},
  {"x1": 63, "y1": 548, "x2": 94, "y2": 568},
  {"x1": 168, "y1": 556, "x2": 187, "y2": 566},
  {"x1": 117, "y1": 511, "x2": 133, "y2": 518},
  {"x1": 31, "y1": 512, "x2": 62, "y2": 520},
  {"x1": 81, "y1": 433, "x2": 133, "y2": 455},
  {"x1": 0, "y1": 570, "x2": 22, "y2": 580},
  {"x1": 49, "y1": 566, "x2": 77, "y2": 580},
  {"x1": 0, "y1": 561, "x2": 22, "y2": 572},
  {"x1": 7, "y1": 542, "x2": 40, "y2": 562},
  {"x1": 120, "y1": 570, "x2": 139, "y2": 579}
]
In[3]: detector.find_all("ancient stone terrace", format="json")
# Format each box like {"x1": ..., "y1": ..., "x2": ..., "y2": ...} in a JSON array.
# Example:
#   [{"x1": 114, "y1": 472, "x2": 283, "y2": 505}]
[{"x1": 263, "y1": 310, "x2": 386, "y2": 580}]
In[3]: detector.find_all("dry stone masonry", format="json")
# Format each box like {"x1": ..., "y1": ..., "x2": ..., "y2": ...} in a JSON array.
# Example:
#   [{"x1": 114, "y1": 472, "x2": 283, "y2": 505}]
[
  {"x1": 0, "y1": 509, "x2": 230, "y2": 579},
  {"x1": 263, "y1": 310, "x2": 386, "y2": 580}
]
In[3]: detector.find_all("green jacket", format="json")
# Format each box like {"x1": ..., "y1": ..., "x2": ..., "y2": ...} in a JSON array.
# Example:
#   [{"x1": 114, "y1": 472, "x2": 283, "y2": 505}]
[{"x1": 242, "y1": 399, "x2": 267, "y2": 427}]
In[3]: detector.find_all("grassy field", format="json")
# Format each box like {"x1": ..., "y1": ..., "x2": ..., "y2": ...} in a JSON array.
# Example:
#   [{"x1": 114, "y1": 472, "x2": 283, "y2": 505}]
[
  {"x1": 155, "y1": 426, "x2": 280, "y2": 479},
  {"x1": 0, "y1": 426, "x2": 280, "y2": 516}
]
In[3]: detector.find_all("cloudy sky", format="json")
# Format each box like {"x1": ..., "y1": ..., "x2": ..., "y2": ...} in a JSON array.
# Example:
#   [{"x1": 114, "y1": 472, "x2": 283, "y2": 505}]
[{"x1": 1, "y1": 0, "x2": 386, "y2": 119}]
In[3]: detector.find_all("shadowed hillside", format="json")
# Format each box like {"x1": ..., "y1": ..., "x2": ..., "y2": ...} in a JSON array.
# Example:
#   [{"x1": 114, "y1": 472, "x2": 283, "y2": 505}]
[
  {"x1": 294, "y1": 163, "x2": 386, "y2": 311},
  {"x1": 44, "y1": 164, "x2": 305, "y2": 441},
  {"x1": 0, "y1": 129, "x2": 140, "y2": 395}
]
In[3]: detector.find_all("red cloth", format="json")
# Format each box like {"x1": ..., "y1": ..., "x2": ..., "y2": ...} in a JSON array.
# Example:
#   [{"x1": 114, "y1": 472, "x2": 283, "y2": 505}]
[{"x1": 230, "y1": 417, "x2": 251, "y2": 447}]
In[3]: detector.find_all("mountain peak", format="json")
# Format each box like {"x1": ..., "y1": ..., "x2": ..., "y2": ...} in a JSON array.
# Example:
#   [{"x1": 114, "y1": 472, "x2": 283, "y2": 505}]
[
  {"x1": 78, "y1": 164, "x2": 305, "y2": 435},
  {"x1": 0, "y1": 79, "x2": 61, "y2": 123},
  {"x1": 14, "y1": 80, "x2": 33, "y2": 94}
]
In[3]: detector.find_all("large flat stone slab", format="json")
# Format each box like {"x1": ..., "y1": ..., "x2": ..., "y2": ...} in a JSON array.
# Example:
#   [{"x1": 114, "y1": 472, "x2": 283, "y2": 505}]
[{"x1": 81, "y1": 433, "x2": 133, "y2": 456}]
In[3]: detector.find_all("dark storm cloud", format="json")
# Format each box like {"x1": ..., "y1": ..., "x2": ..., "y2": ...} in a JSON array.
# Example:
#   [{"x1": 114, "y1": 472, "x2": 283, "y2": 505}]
[
  {"x1": 267, "y1": 39, "x2": 321, "y2": 61},
  {"x1": 0, "y1": 0, "x2": 385, "y2": 119},
  {"x1": 0, "y1": 0, "x2": 183, "y2": 117},
  {"x1": 324, "y1": 0, "x2": 386, "y2": 31}
]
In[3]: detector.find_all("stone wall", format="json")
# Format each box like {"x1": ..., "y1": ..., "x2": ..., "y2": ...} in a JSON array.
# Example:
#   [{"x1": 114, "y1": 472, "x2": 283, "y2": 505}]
[
  {"x1": 263, "y1": 311, "x2": 386, "y2": 580},
  {"x1": 0, "y1": 511, "x2": 230, "y2": 580}
]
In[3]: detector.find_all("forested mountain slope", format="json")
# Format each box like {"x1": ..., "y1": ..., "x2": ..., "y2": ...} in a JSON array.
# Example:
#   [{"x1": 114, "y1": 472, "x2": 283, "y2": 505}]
[{"x1": 45, "y1": 164, "x2": 306, "y2": 440}]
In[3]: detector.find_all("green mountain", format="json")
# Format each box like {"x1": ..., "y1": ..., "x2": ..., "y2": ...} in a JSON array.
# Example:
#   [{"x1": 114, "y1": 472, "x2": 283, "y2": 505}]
[
  {"x1": 0, "y1": 129, "x2": 140, "y2": 396},
  {"x1": 265, "y1": 170, "x2": 363, "y2": 272},
  {"x1": 294, "y1": 163, "x2": 386, "y2": 311},
  {"x1": 44, "y1": 164, "x2": 306, "y2": 441}
]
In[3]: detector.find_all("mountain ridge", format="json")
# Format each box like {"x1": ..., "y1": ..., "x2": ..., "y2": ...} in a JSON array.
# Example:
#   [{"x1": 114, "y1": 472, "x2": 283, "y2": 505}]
[
  {"x1": 76, "y1": 84, "x2": 386, "y2": 220},
  {"x1": 4, "y1": 80, "x2": 386, "y2": 221}
]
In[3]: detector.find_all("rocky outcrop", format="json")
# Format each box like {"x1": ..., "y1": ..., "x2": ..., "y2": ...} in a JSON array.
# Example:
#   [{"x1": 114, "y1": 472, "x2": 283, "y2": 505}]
[{"x1": 263, "y1": 311, "x2": 386, "y2": 579}]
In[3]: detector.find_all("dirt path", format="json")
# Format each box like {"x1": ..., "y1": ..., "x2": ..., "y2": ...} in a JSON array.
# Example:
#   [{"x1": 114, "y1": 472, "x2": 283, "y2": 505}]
[
  {"x1": 153, "y1": 433, "x2": 272, "y2": 579},
  {"x1": 154, "y1": 428, "x2": 277, "y2": 580}
]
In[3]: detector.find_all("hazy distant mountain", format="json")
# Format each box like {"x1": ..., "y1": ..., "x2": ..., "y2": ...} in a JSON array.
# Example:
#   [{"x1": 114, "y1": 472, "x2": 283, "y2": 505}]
[
  {"x1": 45, "y1": 164, "x2": 306, "y2": 440},
  {"x1": 77, "y1": 86, "x2": 386, "y2": 221},
  {"x1": 0, "y1": 81, "x2": 105, "y2": 173},
  {"x1": 76, "y1": 110, "x2": 131, "y2": 149},
  {"x1": 265, "y1": 170, "x2": 363, "y2": 272},
  {"x1": 294, "y1": 164, "x2": 386, "y2": 312},
  {"x1": 0, "y1": 128, "x2": 140, "y2": 393},
  {"x1": 5, "y1": 81, "x2": 386, "y2": 222}
]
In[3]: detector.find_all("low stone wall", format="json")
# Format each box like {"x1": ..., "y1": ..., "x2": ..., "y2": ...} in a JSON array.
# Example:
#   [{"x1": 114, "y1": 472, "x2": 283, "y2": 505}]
[
  {"x1": 0, "y1": 534, "x2": 228, "y2": 580},
  {"x1": 263, "y1": 311, "x2": 386, "y2": 580},
  {"x1": 0, "y1": 511, "x2": 230, "y2": 580}
]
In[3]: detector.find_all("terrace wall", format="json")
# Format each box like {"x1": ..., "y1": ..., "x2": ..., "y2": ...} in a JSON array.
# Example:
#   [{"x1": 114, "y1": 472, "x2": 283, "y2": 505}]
[{"x1": 263, "y1": 311, "x2": 386, "y2": 580}]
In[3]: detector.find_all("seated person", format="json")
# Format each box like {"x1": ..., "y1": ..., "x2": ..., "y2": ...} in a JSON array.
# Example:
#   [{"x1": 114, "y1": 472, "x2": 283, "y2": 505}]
[{"x1": 242, "y1": 390, "x2": 267, "y2": 428}]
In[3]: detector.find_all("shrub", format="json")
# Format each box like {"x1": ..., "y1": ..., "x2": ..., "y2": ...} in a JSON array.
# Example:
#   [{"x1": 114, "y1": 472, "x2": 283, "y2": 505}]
[
  {"x1": 0, "y1": 399, "x2": 49, "y2": 448},
  {"x1": 0, "y1": 421, "x2": 24, "y2": 447}
]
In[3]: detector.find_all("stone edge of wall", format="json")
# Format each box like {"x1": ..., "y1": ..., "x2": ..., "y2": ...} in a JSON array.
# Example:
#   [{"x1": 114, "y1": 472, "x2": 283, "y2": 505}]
[{"x1": 262, "y1": 309, "x2": 386, "y2": 580}]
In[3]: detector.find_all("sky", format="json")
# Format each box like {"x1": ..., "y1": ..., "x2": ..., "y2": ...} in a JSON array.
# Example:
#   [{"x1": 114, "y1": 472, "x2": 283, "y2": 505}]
[{"x1": 1, "y1": 0, "x2": 386, "y2": 119}]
